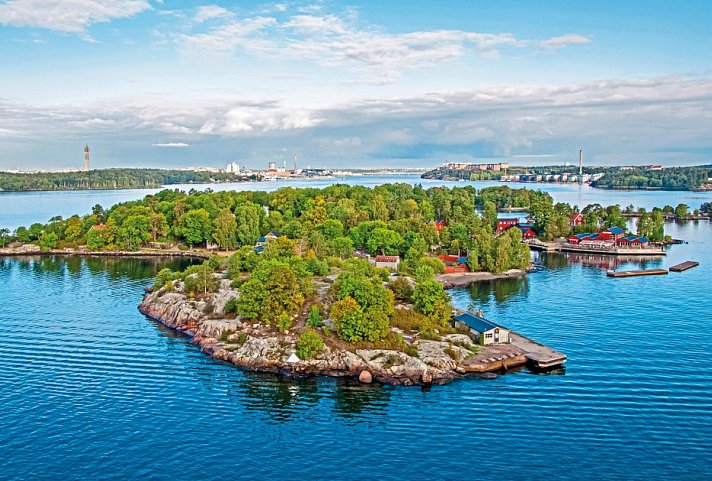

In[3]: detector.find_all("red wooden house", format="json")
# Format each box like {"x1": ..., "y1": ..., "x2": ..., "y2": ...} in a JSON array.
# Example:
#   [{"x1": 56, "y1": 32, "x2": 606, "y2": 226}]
[
  {"x1": 599, "y1": 226, "x2": 626, "y2": 242},
  {"x1": 568, "y1": 211, "x2": 584, "y2": 228},
  {"x1": 496, "y1": 218, "x2": 519, "y2": 234}
]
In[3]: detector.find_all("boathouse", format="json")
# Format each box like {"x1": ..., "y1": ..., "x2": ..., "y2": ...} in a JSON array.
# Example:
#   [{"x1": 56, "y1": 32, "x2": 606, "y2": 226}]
[
  {"x1": 599, "y1": 226, "x2": 626, "y2": 242},
  {"x1": 454, "y1": 312, "x2": 510, "y2": 345},
  {"x1": 518, "y1": 223, "x2": 536, "y2": 239}
]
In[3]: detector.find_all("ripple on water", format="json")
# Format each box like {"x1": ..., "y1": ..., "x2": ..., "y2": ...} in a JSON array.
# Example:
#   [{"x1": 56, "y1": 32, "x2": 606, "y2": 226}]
[{"x1": 1, "y1": 235, "x2": 712, "y2": 481}]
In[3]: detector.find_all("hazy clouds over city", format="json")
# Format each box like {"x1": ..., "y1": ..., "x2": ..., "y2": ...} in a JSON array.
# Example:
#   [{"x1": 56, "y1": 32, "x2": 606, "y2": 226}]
[{"x1": 1, "y1": 0, "x2": 711, "y2": 170}]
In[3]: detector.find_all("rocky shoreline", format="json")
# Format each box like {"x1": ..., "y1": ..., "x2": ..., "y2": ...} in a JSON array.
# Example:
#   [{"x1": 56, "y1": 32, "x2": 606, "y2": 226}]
[
  {"x1": 137, "y1": 276, "x2": 521, "y2": 386},
  {"x1": 435, "y1": 268, "x2": 528, "y2": 288}
]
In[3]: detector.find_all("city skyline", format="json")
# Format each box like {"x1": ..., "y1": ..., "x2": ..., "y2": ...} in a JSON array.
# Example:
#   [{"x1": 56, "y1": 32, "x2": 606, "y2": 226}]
[{"x1": 1, "y1": 0, "x2": 712, "y2": 170}]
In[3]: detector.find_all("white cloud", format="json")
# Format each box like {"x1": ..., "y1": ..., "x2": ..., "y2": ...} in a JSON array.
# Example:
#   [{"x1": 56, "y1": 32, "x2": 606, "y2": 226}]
[
  {"x1": 5, "y1": 76, "x2": 711, "y2": 167},
  {"x1": 152, "y1": 142, "x2": 190, "y2": 147},
  {"x1": 0, "y1": 0, "x2": 151, "y2": 33},
  {"x1": 175, "y1": 10, "x2": 562, "y2": 83},
  {"x1": 194, "y1": 5, "x2": 233, "y2": 23},
  {"x1": 540, "y1": 34, "x2": 592, "y2": 50}
]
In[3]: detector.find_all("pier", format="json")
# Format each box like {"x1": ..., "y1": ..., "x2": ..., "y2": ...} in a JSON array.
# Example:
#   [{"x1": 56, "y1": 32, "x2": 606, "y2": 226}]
[
  {"x1": 455, "y1": 312, "x2": 566, "y2": 373},
  {"x1": 607, "y1": 269, "x2": 668, "y2": 278},
  {"x1": 669, "y1": 261, "x2": 699, "y2": 272}
]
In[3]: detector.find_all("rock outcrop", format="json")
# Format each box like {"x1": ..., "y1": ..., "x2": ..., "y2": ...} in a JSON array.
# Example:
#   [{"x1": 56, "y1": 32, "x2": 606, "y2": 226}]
[{"x1": 138, "y1": 280, "x2": 507, "y2": 386}]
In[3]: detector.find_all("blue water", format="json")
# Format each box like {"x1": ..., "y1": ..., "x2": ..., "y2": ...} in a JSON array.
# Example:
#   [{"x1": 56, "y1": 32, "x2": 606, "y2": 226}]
[{"x1": 1, "y1": 181, "x2": 711, "y2": 480}]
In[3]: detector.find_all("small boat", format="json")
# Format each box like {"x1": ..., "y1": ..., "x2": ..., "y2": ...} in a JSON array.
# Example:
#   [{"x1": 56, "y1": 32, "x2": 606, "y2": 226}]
[{"x1": 479, "y1": 372, "x2": 497, "y2": 380}]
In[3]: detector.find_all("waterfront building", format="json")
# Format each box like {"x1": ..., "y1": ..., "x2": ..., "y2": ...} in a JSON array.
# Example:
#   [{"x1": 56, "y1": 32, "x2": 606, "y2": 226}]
[
  {"x1": 599, "y1": 226, "x2": 626, "y2": 242},
  {"x1": 518, "y1": 224, "x2": 536, "y2": 239},
  {"x1": 496, "y1": 218, "x2": 520, "y2": 234},
  {"x1": 454, "y1": 312, "x2": 510, "y2": 345}
]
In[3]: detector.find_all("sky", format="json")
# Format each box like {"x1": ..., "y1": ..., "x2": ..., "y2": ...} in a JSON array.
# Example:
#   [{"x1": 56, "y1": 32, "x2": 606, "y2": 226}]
[{"x1": 1, "y1": 0, "x2": 711, "y2": 171}]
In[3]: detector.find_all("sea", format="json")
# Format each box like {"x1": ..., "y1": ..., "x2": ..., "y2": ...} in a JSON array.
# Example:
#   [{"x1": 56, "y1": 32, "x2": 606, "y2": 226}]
[{"x1": 1, "y1": 176, "x2": 710, "y2": 480}]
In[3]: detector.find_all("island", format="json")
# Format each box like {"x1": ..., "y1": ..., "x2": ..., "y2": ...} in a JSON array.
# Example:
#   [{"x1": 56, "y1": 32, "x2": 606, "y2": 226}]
[
  {"x1": 422, "y1": 163, "x2": 712, "y2": 192},
  {"x1": 4, "y1": 182, "x2": 705, "y2": 384},
  {"x1": 0, "y1": 168, "x2": 259, "y2": 192}
]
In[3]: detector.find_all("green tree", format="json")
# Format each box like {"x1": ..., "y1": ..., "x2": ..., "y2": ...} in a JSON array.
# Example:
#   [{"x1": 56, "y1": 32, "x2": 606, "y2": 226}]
[
  {"x1": 483, "y1": 201, "x2": 498, "y2": 232},
  {"x1": 120, "y1": 215, "x2": 151, "y2": 250},
  {"x1": 14, "y1": 226, "x2": 30, "y2": 243},
  {"x1": 86, "y1": 228, "x2": 106, "y2": 250},
  {"x1": 413, "y1": 279, "x2": 452, "y2": 326},
  {"x1": 212, "y1": 208, "x2": 237, "y2": 250},
  {"x1": 235, "y1": 202, "x2": 262, "y2": 245},
  {"x1": 675, "y1": 203, "x2": 689, "y2": 219},
  {"x1": 39, "y1": 231, "x2": 58, "y2": 251},
  {"x1": 64, "y1": 215, "x2": 83, "y2": 242},
  {"x1": 366, "y1": 228, "x2": 403, "y2": 255},
  {"x1": 236, "y1": 279, "x2": 267, "y2": 319},
  {"x1": 0, "y1": 228, "x2": 10, "y2": 247},
  {"x1": 181, "y1": 209, "x2": 211, "y2": 247}
]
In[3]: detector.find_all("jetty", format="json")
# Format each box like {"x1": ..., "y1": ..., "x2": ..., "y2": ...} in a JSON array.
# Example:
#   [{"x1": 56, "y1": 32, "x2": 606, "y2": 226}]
[
  {"x1": 454, "y1": 311, "x2": 566, "y2": 372},
  {"x1": 607, "y1": 269, "x2": 668, "y2": 278},
  {"x1": 669, "y1": 261, "x2": 699, "y2": 272}
]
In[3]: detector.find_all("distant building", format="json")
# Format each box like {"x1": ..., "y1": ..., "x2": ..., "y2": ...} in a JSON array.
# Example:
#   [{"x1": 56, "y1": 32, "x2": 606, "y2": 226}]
[
  {"x1": 568, "y1": 211, "x2": 584, "y2": 228},
  {"x1": 226, "y1": 162, "x2": 240, "y2": 174},
  {"x1": 372, "y1": 255, "x2": 400, "y2": 270},
  {"x1": 89, "y1": 224, "x2": 106, "y2": 231},
  {"x1": 599, "y1": 226, "x2": 626, "y2": 242},
  {"x1": 443, "y1": 162, "x2": 509, "y2": 172},
  {"x1": 496, "y1": 218, "x2": 519, "y2": 234},
  {"x1": 454, "y1": 312, "x2": 510, "y2": 345},
  {"x1": 255, "y1": 231, "x2": 281, "y2": 249},
  {"x1": 518, "y1": 224, "x2": 536, "y2": 239}
]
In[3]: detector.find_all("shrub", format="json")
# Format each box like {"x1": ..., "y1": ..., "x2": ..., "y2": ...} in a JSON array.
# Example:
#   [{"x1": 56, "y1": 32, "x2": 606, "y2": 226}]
[
  {"x1": 276, "y1": 311, "x2": 293, "y2": 333},
  {"x1": 153, "y1": 268, "x2": 175, "y2": 291},
  {"x1": 336, "y1": 308, "x2": 390, "y2": 342},
  {"x1": 306, "y1": 258, "x2": 329, "y2": 276},
  {"x1": 387, "y1": 277, "x2": 413, "y2": 302},
  {"x1": 390, "y1": 309, "x2": 427, "y2": 331},
  {"x1": 224, "y1": 298, "x2": 239, "y2": 314},
  {"x1": 416, "y1": 257, "x2": 445, "y2": 275},
  {"x1": 444, "y1": 344, "x2": 459, "y2": 360},
  {"x1": 307, "y1": 305, "x2": 322, "y2": 328},
  {"x1": 296, "y1": 329, "x2": 324, "y2": 360}
]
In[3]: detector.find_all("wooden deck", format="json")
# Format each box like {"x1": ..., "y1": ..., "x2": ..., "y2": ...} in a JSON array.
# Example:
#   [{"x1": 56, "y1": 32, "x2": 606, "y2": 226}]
[
  {"x1": 669, "y1": 261, "x2": 699, "y2": 272},
  {"x1": 607, "y1": 269, "x2": 668, "y2": 278}
]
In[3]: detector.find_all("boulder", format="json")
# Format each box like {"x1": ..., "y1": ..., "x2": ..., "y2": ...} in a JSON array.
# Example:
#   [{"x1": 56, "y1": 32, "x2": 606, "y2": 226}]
[{"x1": 358, "y1": 370, "x2": 373, "y2": 383}]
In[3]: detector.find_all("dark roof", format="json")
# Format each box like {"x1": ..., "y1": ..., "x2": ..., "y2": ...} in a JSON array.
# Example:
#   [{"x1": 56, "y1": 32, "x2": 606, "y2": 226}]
[
  {"x1": 257, "y1": 236, "x2": 266, "y2": 243},
  {"x1": 606, "y1": 226, "x2": 625, "y2": 234},
  {"x1": 637, "y1": 236, "x2": 650, "y2": 243},
  {"x1": 267, "y1": 231, "x2": 281, "y2": 238},
  {"x1": 253, "y1": 245, "x2": 264, "y2": 253},
  {"x1": 454, "y1": 312, "x2": 501, "y2": 334},
  {"x1": 457, "y1": 256, "x2": 468, "y2": 263}
]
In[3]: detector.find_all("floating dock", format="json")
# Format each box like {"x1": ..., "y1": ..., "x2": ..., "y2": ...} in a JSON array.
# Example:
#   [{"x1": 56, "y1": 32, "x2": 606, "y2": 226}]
[
  {"x1": 607, "y1": 269, "x2": 668, "y2": 278},
  {"x1": 669, "y1": 261, "x2": 699, "y2": 272}
]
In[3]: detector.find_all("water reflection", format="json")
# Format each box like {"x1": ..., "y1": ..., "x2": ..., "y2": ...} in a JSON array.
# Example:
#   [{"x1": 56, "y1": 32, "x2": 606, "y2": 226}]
[
  {"x1": 537, "y1": 252, "x2": 665, "y2": 271},
  {"x1": 332, "y1": 382, "x2": 391, "y2": 418},
  {"x1": 235, "y1": 372, "x2": 321, "y2": 423},
  {"x1": 3, "y1": 255, "x2": 196, "y2": 280},
  {"x1": 467, "y1": 276, "x2": 529, "y2": 304}
]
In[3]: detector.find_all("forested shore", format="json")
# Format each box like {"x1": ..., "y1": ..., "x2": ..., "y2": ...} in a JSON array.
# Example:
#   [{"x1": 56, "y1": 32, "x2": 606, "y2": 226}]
[{"x1": 0, "y1": 168, "x2": 259, "y2": 192}]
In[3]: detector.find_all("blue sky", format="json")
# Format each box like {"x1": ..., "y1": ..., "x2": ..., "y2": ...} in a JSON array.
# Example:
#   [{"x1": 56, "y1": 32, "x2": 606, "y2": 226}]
[{"x1": 1, "y1": 0, "x2": 711, "y2": 170}]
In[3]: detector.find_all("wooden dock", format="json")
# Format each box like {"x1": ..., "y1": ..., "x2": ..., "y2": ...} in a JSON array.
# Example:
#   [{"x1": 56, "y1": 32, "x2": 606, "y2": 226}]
[
  {"x1": 669, "y1": 261, "x2": 699, "y2": 272},
  {"x1": 607, "y1": 269, "x2": 668, "y2": 278}
]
